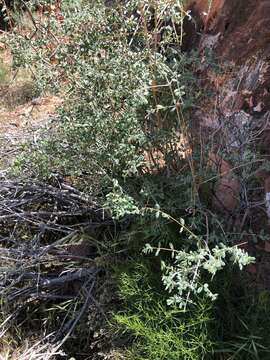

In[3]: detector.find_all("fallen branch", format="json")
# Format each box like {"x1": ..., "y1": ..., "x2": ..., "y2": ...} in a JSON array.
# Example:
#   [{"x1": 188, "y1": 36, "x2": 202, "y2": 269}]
[{"x1": 0, "y1": 178, "x2": 114, "y2": 358}]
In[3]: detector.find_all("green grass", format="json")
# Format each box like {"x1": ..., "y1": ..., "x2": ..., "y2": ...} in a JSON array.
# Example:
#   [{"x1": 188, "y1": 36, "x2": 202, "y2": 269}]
[
  {"x1": 114, "y1": 262, "x2": 215, "y2": 360},
  {"x1": 212, "y1": 270, "x2": 270, "y2": 360},
  {"x1": 112, "y1": 260, "x2": 270, "y2": 360}
]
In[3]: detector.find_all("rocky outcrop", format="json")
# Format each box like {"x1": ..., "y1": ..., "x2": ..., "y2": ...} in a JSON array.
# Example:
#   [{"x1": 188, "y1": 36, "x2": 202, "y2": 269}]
[
  {"x1": 185, "y1": 0, "x2": 270, "y2": 62},
  {"x1": 184, "y1": 0, "x2": 270, "y2": 228}
]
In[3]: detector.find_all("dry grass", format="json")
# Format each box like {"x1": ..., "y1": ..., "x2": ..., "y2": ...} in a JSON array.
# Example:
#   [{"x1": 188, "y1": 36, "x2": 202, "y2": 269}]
[
  {"x1": 0, "y1": 42, "x2": 62, "y2": 172},
  {"x1": 0, "y1": 46, "x2": 37, "y2": 107}
]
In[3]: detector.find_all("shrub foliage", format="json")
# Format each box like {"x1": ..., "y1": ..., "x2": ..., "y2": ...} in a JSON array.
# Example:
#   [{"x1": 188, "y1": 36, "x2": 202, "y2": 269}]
[{"x1": 3, "y1": 0, "x2": 266, "y2": 359}]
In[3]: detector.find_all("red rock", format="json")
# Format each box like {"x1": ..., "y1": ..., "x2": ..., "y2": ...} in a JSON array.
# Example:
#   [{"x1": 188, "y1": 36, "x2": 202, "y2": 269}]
[
  {"x1": 186, "y1": 0, "x2": 270, "y2": 63},
  {"x1": 246, "y1": 264, "x2": 257, "y2": 275},
  {"x1": 208, "y1": 153, "x2": 240, "y2": 214},
  {"x1": 264, "y1": 241, "x2": 270, "y2": 253}
]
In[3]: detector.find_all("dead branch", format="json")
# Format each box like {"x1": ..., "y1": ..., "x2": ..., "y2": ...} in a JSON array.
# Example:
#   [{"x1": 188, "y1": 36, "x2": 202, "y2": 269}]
[{"x1": 0, "y1": 178, "x2": 114, "y2": 357}]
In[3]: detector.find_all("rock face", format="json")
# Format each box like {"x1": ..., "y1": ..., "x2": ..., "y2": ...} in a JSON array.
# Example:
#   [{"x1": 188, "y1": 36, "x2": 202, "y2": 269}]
[
  {"x1": 208, "y1": 152, "x2": 240, "y2": 215},
  {"x1": 186, "y1": 0, "x2": 270, "y2": 108},
  {"x1": 186, "y1": 0, "x2": 270, "y2": 62},
  {"x1": 185, "y1": 0, "x2": 270, "y2": 225}
]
